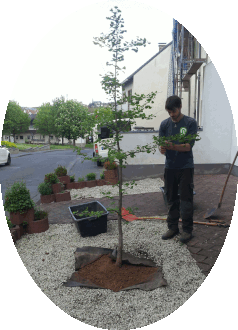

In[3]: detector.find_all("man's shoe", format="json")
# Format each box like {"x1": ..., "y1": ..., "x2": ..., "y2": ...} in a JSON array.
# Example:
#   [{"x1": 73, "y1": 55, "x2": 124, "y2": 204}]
[
  {"x1": 180, "y1": 232, "x2": 193, "y2": 243},
  {"x1": 162, "y1": 229, "x2": 179, "y2": 240}
]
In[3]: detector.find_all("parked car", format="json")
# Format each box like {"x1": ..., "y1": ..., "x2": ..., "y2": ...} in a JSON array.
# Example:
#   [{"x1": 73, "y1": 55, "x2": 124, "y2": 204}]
[{"x1": 0, "y1": 146, "x2": 11, "y2": 165}]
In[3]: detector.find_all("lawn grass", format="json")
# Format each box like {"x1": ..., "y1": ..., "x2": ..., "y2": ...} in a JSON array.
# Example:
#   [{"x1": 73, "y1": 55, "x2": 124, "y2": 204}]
[
  {"x1": 15, "y1": 143, "x2": 43, "y2": 150},
  {"x1": 15, "y1": 143, "x2": 74, "y2": 151},
  {"x1": 84, "y1": 143, "x2": 94, "y2": 148},
  {"x1": 49, "y1": 144, "x2": 74, "y2": 150},
  {"x1": 15, "y1": 143, "x2": 93, "y2": 151}
]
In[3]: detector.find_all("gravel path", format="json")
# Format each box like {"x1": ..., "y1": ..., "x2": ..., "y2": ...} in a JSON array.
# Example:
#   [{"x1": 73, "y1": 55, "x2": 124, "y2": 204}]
[
  {"x1": 69, "y1": 177, "x2": 165, "y2": 200},
  {"x1": 16, "y1": 202, "x2": 206, "y2": 329}
]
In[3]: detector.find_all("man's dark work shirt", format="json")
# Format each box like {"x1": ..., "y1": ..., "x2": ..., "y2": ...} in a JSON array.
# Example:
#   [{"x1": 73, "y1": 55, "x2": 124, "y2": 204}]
[{"x1": 159, "y1": 115, "x2": 198, "y2": 169}]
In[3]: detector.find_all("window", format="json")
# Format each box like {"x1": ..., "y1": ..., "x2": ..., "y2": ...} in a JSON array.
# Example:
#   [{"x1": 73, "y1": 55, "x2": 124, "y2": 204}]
[
  {"x1": 50, "y1": 136, "x2": 53, "y2": 140},
  {"x1": 16, "y1": 136, "x2": 18, "y2": 139},
  {"x1": 20, "y1": 136, "x2": 23, "y2": 139}
]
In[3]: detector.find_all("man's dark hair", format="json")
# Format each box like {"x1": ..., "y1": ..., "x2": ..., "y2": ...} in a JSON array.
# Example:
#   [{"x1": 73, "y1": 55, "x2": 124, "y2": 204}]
[{"x1": 165, "y1": 95, "x2": 182, "y2": 111}]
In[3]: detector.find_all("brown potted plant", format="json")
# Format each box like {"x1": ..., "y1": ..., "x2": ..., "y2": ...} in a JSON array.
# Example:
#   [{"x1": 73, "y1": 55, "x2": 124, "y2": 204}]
[
  {"x1": 74, "y1": 177, "x2": 86, "y2": 189},
  {"x1": 54, "y1": 165, "x2": 70, "y2": 184},
  {"x1": 44, "y1": 173, "x2": 62, "y2": 194},
  {"x1": 96, "y1": 171, "x2": 106, "y2": 186},
  {"x1": 86, "y1": 173, "x2": 97, "y2": 188},
  {"x1": 4, "y1": 181, "x2": 35, "y2": 226},
  {"x1": 7, "y1": 216, "x2": 21, "y2": 243},
  {"x1": 103, "y1": 161, "x2": 118, "y2": 185},
  {"x1": 66, "y1": 175, "x2": 76, "y2": 190},
  {"x1": 55, "y1": 188, "x2": 71, "y2": 202},
  {"x1": 38, "y1": 182, "x2": 55, "y2": 204},
  {"x1": 27, "y1": 207, "x2": 49, "y2": 234}
]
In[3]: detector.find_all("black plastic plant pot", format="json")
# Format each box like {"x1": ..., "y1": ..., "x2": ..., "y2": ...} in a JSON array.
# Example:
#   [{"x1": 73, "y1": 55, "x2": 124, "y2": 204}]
[{"x1": 69, "y1": 201, "x2": 109, "y2": 237}]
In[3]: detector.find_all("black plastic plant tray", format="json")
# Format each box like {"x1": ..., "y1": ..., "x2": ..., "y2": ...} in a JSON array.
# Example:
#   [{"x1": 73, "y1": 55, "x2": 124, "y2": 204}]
[{"x1": 69, "y1": 201, "x2": 109, "y2": 237}]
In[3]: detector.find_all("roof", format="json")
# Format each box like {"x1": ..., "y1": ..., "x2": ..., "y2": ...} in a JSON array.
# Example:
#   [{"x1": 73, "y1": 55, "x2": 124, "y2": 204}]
[{"x1": 122, "y1": 41, "x2": 172, "y2": 86}]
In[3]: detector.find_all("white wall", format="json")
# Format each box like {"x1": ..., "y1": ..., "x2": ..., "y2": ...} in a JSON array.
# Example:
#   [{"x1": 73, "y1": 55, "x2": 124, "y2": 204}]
[
  {"x1": 120, "y1": 132, "x2": 163, "y2": 165},
  {"x1": 123, "y1": 45, "x2": 172, "y2": 131},
  {"x1": 192, "y1": 61, "x2": 236, "y2": 165}
]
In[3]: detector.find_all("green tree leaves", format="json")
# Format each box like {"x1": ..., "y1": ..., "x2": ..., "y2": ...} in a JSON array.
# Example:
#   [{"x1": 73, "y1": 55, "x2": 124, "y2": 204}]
[
  {"x1": 2, "y1": 101, "x2": 31, "y2": 142},
  {"x1": 33, "y1": 102, "x2": 55, "y2": 144}
]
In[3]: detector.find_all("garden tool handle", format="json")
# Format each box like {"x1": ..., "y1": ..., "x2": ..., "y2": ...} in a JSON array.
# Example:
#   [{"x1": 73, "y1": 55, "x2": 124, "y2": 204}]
[{"x1": 218, "y1": 151, "x2": 238, "y2": 208}]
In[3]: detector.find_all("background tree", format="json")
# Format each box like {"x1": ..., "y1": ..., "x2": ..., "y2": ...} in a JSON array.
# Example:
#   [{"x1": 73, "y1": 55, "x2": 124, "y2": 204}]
[
  {"x1": 2, "y1": 100, "x2": 31, "y2": 143},
  {"x1": 51, "y1": 96, "x2": 67, "y2": 145},
  {"x1": 55, "y1": 99, "x2": 93, "y2": 146},
  {"x1": 33, "y1": 102, "x2": 55, "y2": 144}
]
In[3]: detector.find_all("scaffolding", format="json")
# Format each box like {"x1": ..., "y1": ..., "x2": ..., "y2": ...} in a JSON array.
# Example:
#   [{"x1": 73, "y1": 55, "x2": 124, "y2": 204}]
[{"x1": 167, "y1": 19, "x2": 206, "y2": 122}]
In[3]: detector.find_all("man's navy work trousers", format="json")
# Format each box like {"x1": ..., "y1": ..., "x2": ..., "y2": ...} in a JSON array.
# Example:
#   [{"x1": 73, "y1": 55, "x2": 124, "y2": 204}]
[{"x1": 164, "y1": 168, "x2": 194, "y2": 233}]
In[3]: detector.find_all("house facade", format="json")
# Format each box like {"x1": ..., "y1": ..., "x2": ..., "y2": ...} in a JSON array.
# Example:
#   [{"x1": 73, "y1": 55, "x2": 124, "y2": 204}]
[
  {"x1": 121, "y1": 42, "x2": 172, "y2": 130},
  {"x1": 118, "y1": 21, "x2": 237, "y2": 180}
]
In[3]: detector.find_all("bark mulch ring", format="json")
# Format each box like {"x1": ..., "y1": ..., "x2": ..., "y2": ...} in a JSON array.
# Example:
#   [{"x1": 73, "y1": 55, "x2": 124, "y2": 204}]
[{"x1": 63, "y1": 246, "x2": 167, "y2": 292}]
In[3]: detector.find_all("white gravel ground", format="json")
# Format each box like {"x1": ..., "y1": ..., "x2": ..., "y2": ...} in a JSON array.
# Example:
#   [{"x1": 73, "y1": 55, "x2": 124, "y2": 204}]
[
  {"x1": 15, "y1": 177, "x2": 206, "y2": 329},
  {"x1": 69, "y1": 177, "x2": 165, "y2": 200}
]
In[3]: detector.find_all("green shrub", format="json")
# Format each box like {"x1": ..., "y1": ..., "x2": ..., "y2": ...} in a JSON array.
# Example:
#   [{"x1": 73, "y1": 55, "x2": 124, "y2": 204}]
[
  {"x1": 44, "y1": 173, "x2": 60, "y2": 184},
  {"x1": 34, "y1": 206, "x2": 48, "y2": 220},
  {"x1": 54, "y1": 165, "x2": 67, "y2": 177},
  {"x1": 38, "y1": 182, "x2": 53, "y2": 195},
  {"x1": 6, "y1": 216, "x2": 15, "y2": 229},
  {"x1": 86, "y1": 173, "x2": 96, "y2": 181},
  {"x1": 4, "y1": 181, "x2": 35, "y2": 214},
  {"x1": 1, "y1": 141, "x2": 17, "y2": 148},
  {"x1": 78, "y1": 176, "x2": 85, "y2": 182},
  {"x1": 70, "y1": 175, "x2": 75, "y2": 182},
  {"x1": 100, "y1": 172, "x2": 105, "y2": 179}
]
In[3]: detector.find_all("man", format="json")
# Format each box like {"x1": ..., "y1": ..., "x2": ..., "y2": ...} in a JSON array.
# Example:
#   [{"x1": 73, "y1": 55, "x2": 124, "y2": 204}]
[{"x1": 159, "y1": 95, "x2": 198, "y2": 243}]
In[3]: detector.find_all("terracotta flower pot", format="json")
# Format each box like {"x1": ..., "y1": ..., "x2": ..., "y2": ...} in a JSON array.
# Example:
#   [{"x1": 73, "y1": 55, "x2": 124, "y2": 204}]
[
  {"x1": 74, "y1": 182, "x2": 86, "y2": 189},
  {"x1": 96, "y1": 179, "x2": 106, "y2": 186},
  {"x1": 41, "y1": 194, "x2": 55, "y2": 204},
  {"x1": 58, "y1": 175, "x2": 70, "y2": 184},
  {"x1": 10, "y1": 207, "x2": 35, "y2": 226},
  {"x1": 86, "y1": 180, "x2": 97, "y2": 188},
  {"x1": 106, "y1": 178, "x2": 118, "y2": 185},
  {"x1": 27, "y1": 217, "x2": 49, "y2": 234},
  {"x1": 104, "y1": 169, "x2": 118, "y2": 181},
  {"x1": 55, "y1": 191, "x2": 71, "y2": 203},
  {"x1": 52, "y1": 183, "x2": 62, "y2": 194},
  {"x1": 66, "y1": 182, "x2": 76, "y2": 190},
  {"x1": 10, "y1": 225, "x2": 21, "y2": 243}
]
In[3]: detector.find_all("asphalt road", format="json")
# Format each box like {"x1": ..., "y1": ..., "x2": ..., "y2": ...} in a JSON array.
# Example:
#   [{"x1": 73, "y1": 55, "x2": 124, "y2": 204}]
[{"x1": 0, "y1": 148, "x2": 104, "y2": 213}]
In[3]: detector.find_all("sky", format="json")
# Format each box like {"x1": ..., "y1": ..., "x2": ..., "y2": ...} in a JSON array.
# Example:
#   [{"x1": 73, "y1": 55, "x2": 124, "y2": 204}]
[
  {"x1": 9, "y1": 0, "x2": 173, "y2": 107},
  {"x1": 1, "y1": 0, "x2": 238, "y2": 329}
]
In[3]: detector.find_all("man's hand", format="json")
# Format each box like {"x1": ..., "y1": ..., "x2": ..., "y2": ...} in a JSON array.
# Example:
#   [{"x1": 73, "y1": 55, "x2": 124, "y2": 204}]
[
  {"x1": 164, "y1": 141, "x2": 174, "y2": 150},
  {"x1": 159, "y1": 146, "x2": 167, "y2": 155}
]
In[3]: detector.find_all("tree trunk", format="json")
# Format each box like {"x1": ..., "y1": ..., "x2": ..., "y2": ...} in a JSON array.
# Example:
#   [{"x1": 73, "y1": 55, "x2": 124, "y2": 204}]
[
  {"x1": 62, "y1": 136, "x2": 64, "y2": 145},
  {"x1": 48, "y1": 135, "x2": 50, "y2": 144},
  {"x1": 73, "y1": 139, "x2": 76, "y2": 146},
  {"x1": 115, "y1": 160, "x2": 123, "y2": 267}
]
